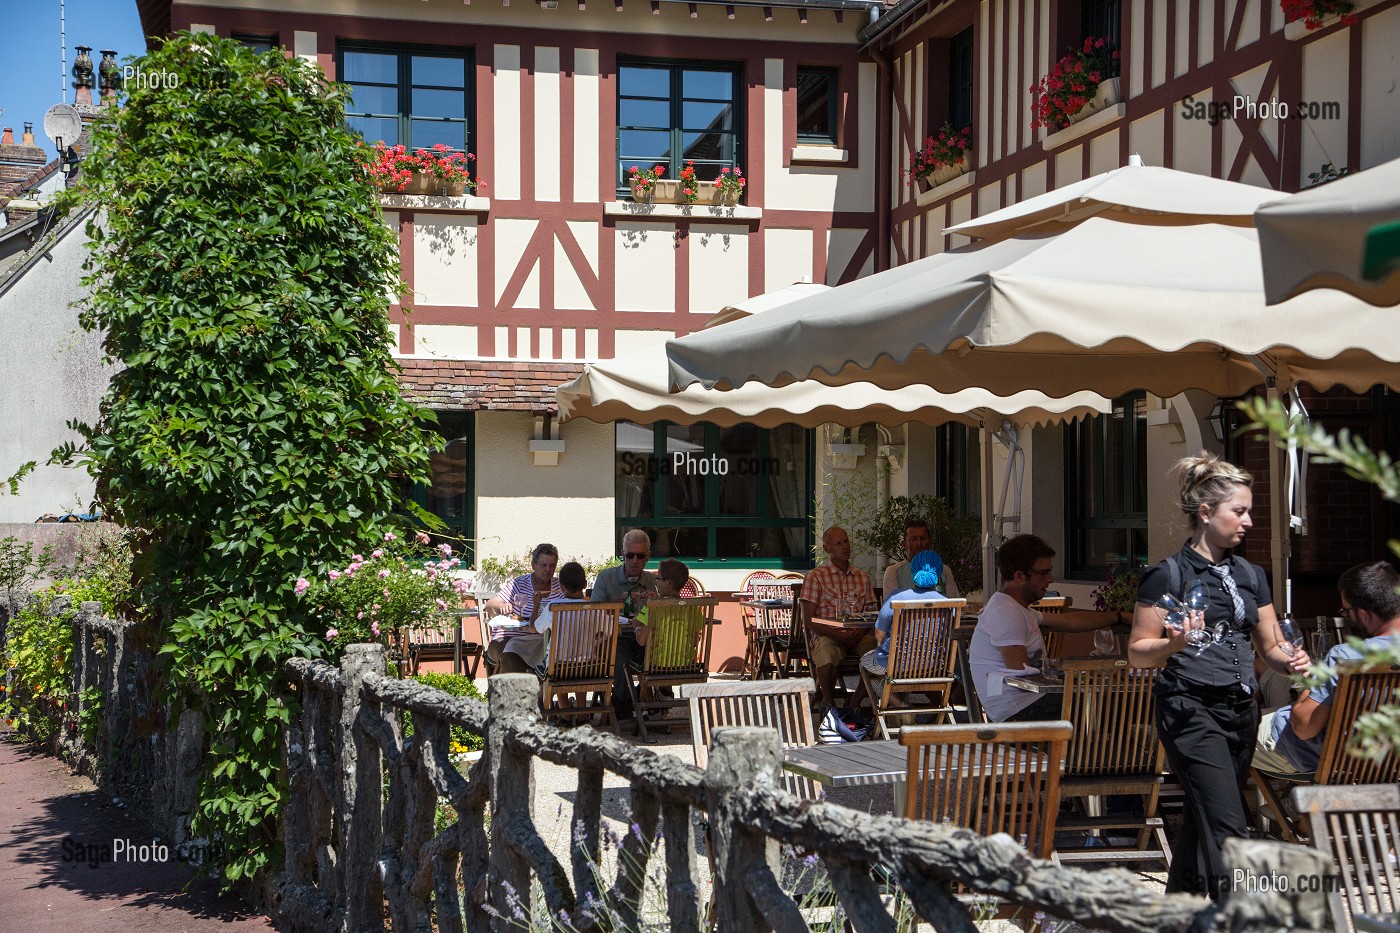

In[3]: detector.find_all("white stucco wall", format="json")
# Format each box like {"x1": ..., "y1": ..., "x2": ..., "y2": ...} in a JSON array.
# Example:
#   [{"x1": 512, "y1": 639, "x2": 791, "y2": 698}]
[
  {"x1": 0, "y1": 218, "x2": 106, "y2": 522},
  {"x1": 473, "y1": 410, "x2": 616, "y2": 564}
]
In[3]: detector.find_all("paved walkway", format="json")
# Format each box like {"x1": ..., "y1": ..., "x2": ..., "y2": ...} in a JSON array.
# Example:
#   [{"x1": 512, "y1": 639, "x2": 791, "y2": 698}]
[{"x1": 0, "y1": 728, "x2": 278, "y2": 932}]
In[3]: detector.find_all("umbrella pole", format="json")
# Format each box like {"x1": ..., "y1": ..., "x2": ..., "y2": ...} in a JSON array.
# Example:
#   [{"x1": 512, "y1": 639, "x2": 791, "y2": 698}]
[
  {"x1": 980, "y1": 420, "x2": 998, "y2": 598},
  {"x1": 1266, "y1": 383, "x2": 1292, "y2": 615}
]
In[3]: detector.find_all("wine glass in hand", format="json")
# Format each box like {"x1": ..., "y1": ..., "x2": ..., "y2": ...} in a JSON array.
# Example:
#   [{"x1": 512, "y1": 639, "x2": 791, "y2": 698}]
[
  {"x1": 1183, "y1": 581, "x2": 1215, "y2": 653},
  {"x1": 1277, "y1": 617, "x2": 1306, "y2": 658}
]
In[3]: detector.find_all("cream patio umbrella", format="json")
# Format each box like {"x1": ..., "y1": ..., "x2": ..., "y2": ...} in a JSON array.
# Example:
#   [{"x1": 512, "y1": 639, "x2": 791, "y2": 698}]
[
  {"x1": 560, "y1": 284, "x2": 1113, "y2": 596},
  {"x1": 1255, "y1": 156, "x2": 1400, "y2": 306},
  {"x1": 664, "y1": 163, "x2": 1400, "y2": 608}
]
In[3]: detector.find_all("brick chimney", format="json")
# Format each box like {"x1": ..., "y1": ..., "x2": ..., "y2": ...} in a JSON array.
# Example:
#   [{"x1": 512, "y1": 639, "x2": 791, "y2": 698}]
[
  {"x1": 1, "y1": 128, "x2": 11, "y2": 146},
  {"x1": 21, "y1": 123, "x2": 34, "y2": 146}
]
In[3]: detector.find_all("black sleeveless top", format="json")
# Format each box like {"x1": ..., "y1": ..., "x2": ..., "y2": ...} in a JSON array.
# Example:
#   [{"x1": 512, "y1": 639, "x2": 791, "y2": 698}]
[{"x1": 1135, "y1": 545, "x2": 1272, "y2": 695}]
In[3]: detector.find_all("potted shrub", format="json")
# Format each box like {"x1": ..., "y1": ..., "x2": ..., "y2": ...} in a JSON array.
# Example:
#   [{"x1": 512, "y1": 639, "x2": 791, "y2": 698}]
[
  {"x1": 903, "y1": 122, "x2": 974, "y2": 190},
  {"x1": 1281, "y1": 0, "x2": 1359, "y2": 29},
  {"x1": 628, "y1": 163, "x2": 665, "y2": 202},
  {"x1": 1030, "y1": 36, "x2": 1122, "y2": 131},
  {"x1": 1089, "y1": 561, "x2": 1143, "y2": 615}
]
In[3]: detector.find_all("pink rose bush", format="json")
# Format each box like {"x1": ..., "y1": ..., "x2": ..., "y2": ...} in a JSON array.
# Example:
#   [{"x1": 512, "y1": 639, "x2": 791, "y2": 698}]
[{"x1": 297, "y1": 531, "x2": 470, "y2": 656}]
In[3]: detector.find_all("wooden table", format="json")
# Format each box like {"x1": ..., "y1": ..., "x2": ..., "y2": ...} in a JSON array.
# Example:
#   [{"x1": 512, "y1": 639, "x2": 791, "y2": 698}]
[
  {"x1": 783, "y1": 738, "x2": 1046, "y2": 813},
  {"x1": 1004, "y1": 672, "x2": 1066, "y2": 694}
]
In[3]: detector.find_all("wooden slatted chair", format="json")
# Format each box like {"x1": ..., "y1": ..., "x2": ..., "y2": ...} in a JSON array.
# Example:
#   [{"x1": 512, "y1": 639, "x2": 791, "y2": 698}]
[
  {"x1": 781, "y1": 581, "x2": 811, "y2": 678},
  {"x1": 541, "y1": 601, "x2": 623, "y2": 733},
  {"x1": 687, "y1": 678, "x2": 819, "y2": 800},
  {"x1": 627, "y1": 597, "x2": 717, "y2": 740},
  {"x1": 1034, "y1": 596, "x2": 1073, "y2": 660},
  {"x1": 861, "y1": 598, "x2": 965, "y2": 739},
  {"x1": 951, "y1": 626, "x2": 987, "y2": 724},
  {"x1": 1252, "y1": 661, "x2": 1400, "y2": 843},
  {"x1": 403, "y1": 607, "x2": 483, "y2": 678},
  {"x1": 1293, "y1": 783, "x2": 1400, "y2": 931},
  {"x1": 901, "y1": 720, "x2": 1072, "y2": 919},
  {"x1": 1054, "y1": 658, "x2": 1171, "y2": 866}
]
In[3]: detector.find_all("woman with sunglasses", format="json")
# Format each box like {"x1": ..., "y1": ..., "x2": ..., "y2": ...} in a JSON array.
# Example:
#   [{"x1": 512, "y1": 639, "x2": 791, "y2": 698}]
[{"x1": 1129, "y1": 453, "x2": 1310, "y2": 900}]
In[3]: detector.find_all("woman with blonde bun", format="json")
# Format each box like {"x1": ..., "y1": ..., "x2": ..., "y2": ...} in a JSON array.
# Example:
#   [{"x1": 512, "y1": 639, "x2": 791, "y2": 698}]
[{"x1": 1128, "y1": 453, "x2": 1310, "y2": 899}]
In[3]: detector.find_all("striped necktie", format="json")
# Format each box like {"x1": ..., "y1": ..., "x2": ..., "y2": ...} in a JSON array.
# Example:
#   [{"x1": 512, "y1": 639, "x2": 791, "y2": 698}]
[{"x1": 1208, "y1": 563, "x2": 1246, "y2": 626}]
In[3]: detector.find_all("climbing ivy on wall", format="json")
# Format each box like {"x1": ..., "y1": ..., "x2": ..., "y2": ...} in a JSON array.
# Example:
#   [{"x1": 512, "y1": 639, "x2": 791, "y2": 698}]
[{"x1": 66, "y1": 32, "x2": 435, "y2": 882}]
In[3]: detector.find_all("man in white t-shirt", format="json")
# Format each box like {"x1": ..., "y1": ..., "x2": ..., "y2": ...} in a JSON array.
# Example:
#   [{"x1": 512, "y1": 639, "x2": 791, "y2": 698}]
[{"x1": 970, "y1": 534, "x2": 1118, "y2": 722}]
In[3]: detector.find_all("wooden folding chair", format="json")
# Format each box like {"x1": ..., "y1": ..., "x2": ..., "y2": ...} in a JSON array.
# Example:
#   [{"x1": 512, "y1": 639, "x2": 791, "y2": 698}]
[
  {"x1": 1054, "y1": 658, "x2": 1171, "y2": 866},
  {"x1": 861, "y1": 599, "x2": 965, "y2": 739},
  {"x1": 1293, "y1": 783, "x2": 1400, "y2": 931},
  {"x1": 1252, "y1": 662, "x2": 1400, "y2": 843},
  {"x1": 541, "y1": 602, "x2": 623, "y2": 733},
  {"x1": 403, "y1": 607, "x2": 483, "y2": 678},
  {"x1": 782, "y1": 581, "x2": 811, "y2": 678},
  {"x1": 687, "y1": 678, "x2": 819, "y2": 800},
  {"x1": 951, "y1": 626, "x2": 988, "y2": 724},
  {"x1": 901, "y1": 720, "x2": 1072, "y2": 919},
  {"x1": 1034, "y1": 596, "x2": 1073, "y2": 660},
  {"x1": 627, "y1": 597, "x2": 716, "y2": 740}
]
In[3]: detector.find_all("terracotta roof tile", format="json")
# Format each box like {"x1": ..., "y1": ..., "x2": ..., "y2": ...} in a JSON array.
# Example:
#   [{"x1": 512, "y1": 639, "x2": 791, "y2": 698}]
[{"x1": 395, "y1": 358, "x2": 583, "y2": 413}]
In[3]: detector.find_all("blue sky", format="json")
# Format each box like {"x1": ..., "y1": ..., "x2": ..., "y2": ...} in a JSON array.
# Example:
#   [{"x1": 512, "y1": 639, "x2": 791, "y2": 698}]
[{"x1": 0, "y1": 0, "x2": 146, "y2": 149}]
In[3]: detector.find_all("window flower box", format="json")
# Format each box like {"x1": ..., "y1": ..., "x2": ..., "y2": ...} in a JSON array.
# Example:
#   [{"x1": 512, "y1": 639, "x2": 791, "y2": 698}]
[
  {"x1": 1031, "y1": 36, "x2": 1122, "y2": 132},
  {"x1": 1281, "y1": 0, "x2": 1359, "y2": 30},
  {"x1": 904, "y1": 123, "x2": 974, "y2": 194}
]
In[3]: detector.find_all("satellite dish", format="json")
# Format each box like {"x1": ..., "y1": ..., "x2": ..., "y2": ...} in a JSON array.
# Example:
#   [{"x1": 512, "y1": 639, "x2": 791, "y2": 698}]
[{"x1": 43, "y1": 104, "x2": 83, "y2": 147}]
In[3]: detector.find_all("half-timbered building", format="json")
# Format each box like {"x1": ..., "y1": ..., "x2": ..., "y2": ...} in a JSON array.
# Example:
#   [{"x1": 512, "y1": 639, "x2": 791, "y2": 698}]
[{"x1": 132, "y1": 0, "x2": 1400, "y2": 611}]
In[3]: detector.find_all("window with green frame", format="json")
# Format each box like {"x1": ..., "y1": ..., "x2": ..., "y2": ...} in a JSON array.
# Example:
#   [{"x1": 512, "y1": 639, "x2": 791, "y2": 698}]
[
  {"x1": 615, "y1": 422, "x2": 812, "y2": 567},
  {"x1": 796, "y1": 66, "x2": 838, "y2": 145},
  {"x1": 339, "y1": 44, "x2": 472, "y2": 152},
  {"x1": 1064, "y1": 392, "x2": 1147, "y2": 578},
  {"x1": 935, "y1": 422, "x2": 981, "y2": 519},
  {"x1": 616, "y1": 59, "x2": 741, "y2": 195},
  {"x1": 412, "y1": 411, "x2": 475, "y2": 561}
]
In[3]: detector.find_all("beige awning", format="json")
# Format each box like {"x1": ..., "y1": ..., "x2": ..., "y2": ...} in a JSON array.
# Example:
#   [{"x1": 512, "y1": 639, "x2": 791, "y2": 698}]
[
  {"x1": 560, "y1": 281, "x2": 1110, "y2": 428},
  {"x1": 1256, "y1": 157, "x2": 1400, "y2": 307},
  {"x1": 666, "y1": 213, "x2": 1400, "y2": 398}
]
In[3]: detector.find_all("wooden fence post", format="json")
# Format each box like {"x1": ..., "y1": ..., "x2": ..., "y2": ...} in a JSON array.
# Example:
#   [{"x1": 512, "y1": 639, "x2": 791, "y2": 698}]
[
  {"x1": 338, "y1": 644, "x2": 385, "y2": 932},
  {"x1": 1218, "y1": 837, "x2": 1334, "y2": 932},
  {"x1": 487, "y1": 674, "x2": 540, "y2": 932},
  {"x1": 704, "y1": 726, "x2": 783, "y2": 932}
]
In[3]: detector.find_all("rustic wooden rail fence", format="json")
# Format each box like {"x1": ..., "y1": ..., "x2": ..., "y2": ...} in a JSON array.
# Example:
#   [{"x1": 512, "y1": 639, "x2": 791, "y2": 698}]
[{"x1": 274, "y1": 643, "x2": 1336, "y2": 933}]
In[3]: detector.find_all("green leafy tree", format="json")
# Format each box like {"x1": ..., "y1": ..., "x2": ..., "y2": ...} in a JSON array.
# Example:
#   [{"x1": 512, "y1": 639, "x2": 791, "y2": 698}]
[{"x1": 66, "y1": 32, "x2": 436, "y2": 882}]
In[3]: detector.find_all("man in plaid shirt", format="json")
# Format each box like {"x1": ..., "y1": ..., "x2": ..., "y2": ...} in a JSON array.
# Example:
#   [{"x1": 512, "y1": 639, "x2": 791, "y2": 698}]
[{"x1": 800, "y1": 526, "x2": 877, "y2": 710}]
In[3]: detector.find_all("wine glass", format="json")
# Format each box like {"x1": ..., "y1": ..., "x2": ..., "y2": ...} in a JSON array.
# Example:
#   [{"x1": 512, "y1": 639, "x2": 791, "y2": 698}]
[
  {"x1": 1278, "y1": 616, "x2": 1306, "y2": 657},
  {"x1": 1183, "y1": 581, "x2": 1215, "y2": 653},
  {"x1": 1154, "y1": 593, "x2": 1186, "y2": 632}
]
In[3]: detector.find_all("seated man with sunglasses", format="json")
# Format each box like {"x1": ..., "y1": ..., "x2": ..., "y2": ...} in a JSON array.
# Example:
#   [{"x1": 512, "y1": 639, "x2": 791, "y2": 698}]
[{"x1": 592, "y1": 528, "x2": 661, "y2": 720}]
